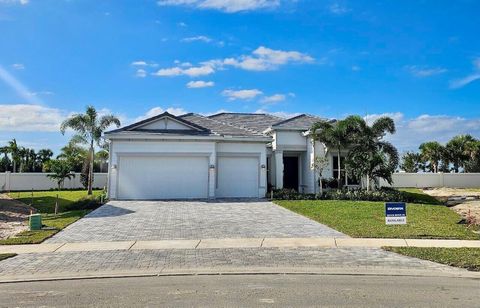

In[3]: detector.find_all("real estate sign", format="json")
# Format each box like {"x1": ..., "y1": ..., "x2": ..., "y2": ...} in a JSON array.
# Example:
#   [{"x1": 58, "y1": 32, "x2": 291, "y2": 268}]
[{"x1": 385, "y1": 202, "x2": 407, "y2": 225}]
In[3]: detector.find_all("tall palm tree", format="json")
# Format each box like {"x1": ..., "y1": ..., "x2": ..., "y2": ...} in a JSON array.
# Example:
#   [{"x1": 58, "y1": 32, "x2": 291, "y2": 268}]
[
  {"x1": 6, "y1": 139, "x2": 20, "y2": 173},
  {"x1": 60, "y1": 106, "x2": 120, "y2": 195},
  {"x1": 344, "y1": 116, "x2": 398, "y2": 190},
  {"x1": 419, "y1": 141, "x2": 444, "y2": 173},
  {"x1": 311, "y1": 116, "x2": 360, "y2": 188}
]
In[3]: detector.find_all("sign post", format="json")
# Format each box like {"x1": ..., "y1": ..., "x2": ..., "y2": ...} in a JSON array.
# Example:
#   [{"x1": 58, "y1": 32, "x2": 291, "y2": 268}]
[{"x1": 385, "y1": 202, "x2": 407, "y2": 225}]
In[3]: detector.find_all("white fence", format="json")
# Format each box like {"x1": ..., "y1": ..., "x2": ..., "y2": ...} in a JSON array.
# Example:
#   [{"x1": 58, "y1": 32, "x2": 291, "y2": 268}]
[
  {"x1": 380, "y1": 173, "x2": 480, "y2": 188},
  {"x1": 0, "y1": 172, "x2": 108, "y2": 191}
]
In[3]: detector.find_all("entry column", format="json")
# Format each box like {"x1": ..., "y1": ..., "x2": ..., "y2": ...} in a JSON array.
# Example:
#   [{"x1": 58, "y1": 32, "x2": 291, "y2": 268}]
[{"x1": 274, "y1": 150, "x2": 284, "y2": 189}]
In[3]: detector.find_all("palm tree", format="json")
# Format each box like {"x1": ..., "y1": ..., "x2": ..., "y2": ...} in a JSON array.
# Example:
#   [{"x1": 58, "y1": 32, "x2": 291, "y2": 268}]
[
  {"x1": 0, "y1": 146, "x2": 11, "y2": 172},
  {"x1": 6, "y1": 139, "x2": 20, "y2": 173},
  {"x1": 47, "y1": 159, "x2": 75, "y2": 190},
  {"x1": 60, "y1": 106, "x2": 120, "y2": 195},
  {"x1": 344, "y1": 116, "x2": 398, "y2": 191},
  {"x1": 445, "y1": 135, "x2": 477, "y2": 172},
  {"x1": 57, "y1": 139, "x2": 87, "y2": 172},
  {"x1": 311, "y1": 117, "x2": 359, "y2": 188},
  {"x1": 37, "y1": 149, "x2": 53, "y2": 172},
  {"x1": 400, "y1": 152, "x2": 424, "y2": 173},
  {"x1": 419, "y1": 141, "x2": 444, "y2": 173}
]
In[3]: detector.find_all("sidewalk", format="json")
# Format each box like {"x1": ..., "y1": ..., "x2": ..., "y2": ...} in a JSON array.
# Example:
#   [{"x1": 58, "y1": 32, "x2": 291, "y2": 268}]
[{"x1": 2, "y1": 237, "x2": 480, "y2": 254}]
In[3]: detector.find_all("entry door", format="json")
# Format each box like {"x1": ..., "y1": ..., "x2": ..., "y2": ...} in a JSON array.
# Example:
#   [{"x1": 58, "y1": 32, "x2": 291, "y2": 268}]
[{"x1": 283, "y1": 156, "x2": 299, "y2": 190}]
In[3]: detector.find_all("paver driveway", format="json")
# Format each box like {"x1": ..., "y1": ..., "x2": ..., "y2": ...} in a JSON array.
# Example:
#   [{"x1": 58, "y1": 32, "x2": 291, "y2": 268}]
[{"x1": 46, "y1": 200, "x2": 346, "y2": 243}]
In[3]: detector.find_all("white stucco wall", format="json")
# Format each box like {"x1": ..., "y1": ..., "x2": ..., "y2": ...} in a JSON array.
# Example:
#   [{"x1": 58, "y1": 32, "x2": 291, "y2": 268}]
[
  {"x1": 380, "y1": 173, "x2": 480, "y2": 188},
  {"x1": 1, "y1": 172, "x2": 108, "y2": 191}
]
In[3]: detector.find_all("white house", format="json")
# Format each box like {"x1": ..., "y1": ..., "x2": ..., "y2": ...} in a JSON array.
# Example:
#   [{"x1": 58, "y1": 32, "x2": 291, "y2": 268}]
[{"x1": 105, "y1": 112, "x2": 357, "y2": 200}]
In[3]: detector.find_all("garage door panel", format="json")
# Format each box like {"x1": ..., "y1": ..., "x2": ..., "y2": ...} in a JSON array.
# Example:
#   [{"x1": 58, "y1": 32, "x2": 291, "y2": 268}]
[
  {"x1": 216, "y1": 156, "x2": 259, "y2": 198},
  {"x1": 118, "y1": 156, "x2": 208, "y2": 200}
]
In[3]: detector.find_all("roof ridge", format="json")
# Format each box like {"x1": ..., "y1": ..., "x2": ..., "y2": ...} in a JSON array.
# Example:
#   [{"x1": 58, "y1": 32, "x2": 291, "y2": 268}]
[
  {"x1": 106, "y1": 111, "x2": 208, "y2": 134},
  {"x1": 205, "y1": 115, "x2": 263, "y2": 136},
  {"x1": 271, "y1": 113, "x2": 307, "y2": 127}
]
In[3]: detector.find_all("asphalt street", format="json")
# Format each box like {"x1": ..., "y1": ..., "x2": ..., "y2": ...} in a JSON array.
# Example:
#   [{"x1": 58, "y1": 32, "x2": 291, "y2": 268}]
[{"x1": 0, "y1": 274, "x2": 479, "y2": 307}]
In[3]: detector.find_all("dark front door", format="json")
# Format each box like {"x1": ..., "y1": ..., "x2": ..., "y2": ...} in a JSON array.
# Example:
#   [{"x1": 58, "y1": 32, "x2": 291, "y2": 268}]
[{"x1": 283, "y1": 156, "x2": 299, "y2": 191}]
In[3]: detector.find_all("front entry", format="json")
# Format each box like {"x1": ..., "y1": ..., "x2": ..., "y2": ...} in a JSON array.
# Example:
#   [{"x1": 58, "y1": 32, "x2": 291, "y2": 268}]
[{"x1": 283, "y1": 156, "x2": 299, "y2": 191}]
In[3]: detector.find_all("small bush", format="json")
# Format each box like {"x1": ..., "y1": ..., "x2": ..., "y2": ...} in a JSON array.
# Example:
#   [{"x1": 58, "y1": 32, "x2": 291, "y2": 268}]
[
  {"x1": 63, "y1": 193, "x2": 107, "y2": 211},
  {"x1": 272, "y1": 187, "x2": 437, "y2": 204}
]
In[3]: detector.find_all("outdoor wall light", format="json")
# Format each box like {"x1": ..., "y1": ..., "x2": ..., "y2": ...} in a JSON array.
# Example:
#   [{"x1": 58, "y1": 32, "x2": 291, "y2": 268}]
[
  {"x1": 260, "y1": 164, "x2": 266, "y2": 169},
  {"x1": 111, "y1": 164, "x2": 117, "y2": 170},
  {"x1": 209, "y1": 164, "x2": 215, "y2": 169}
]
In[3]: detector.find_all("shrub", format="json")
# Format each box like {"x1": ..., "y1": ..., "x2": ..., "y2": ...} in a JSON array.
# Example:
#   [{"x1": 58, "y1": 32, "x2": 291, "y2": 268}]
[
  {"x1": 272, "y1": 187, "x2": 438, "y2": 204},
  {"x1": 63, "y1": 193, "x2": 107, "y2": 211}
]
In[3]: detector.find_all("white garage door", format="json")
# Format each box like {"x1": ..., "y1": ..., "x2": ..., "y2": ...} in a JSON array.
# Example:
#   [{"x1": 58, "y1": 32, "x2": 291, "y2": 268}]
[
  {"x1": 216, "y1": 156, "x2": 259, "y2": 198},
  {"x1": 117, "y1": 155, "x2": 209, "y2": 200}
]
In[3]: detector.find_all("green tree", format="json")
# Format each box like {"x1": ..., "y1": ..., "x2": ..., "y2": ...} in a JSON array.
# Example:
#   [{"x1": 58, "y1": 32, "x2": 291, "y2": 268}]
[
  {"x1": 445, "y1": 135, "x2": 477, "y2": 172},
  {"x1": 6, "y1": 139, "x2": 20, "y2": 173},
  {"x1": 419, "y1": 141, "x2": 444, "y2": 173},
  {"x1": 464, "y1": 139, "x2": 480, "y2": 172},
  {"x1": 400, "y1": 151, "x2": 424, "y2": 173},
  {"x1": 60, "y1": 106, "x2": 120, "y2": 195},
  {"x1": 0, "y1": 146, "x2": 11, "y2": 172},
  {"x1": 37, "y1": 149, "x2": 53, "y2": 172},
  {"x1": 344, "y1": 116, "x2": 398, "y2": 191},
  {"x1": 313, "y1": 154, "x2": 329, "y2": 196},
  {"x1": 311, "y1": 117, "x2": 359, "y2": 188},
  {"x1": 57, "y1": 138, "x2": 88, "y2": 172},
  {"x1": 46, "y1": 159, "x2": 75, "y2": 190}
]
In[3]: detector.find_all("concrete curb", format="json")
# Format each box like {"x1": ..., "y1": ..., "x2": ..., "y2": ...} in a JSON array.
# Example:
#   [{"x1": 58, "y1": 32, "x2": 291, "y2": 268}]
[
  {"x1": 2, "y1": 238, "x2": 480, "y2": 254},
  {"x1": 1, "y1": 266, "x2": 479, "y2": 284}
]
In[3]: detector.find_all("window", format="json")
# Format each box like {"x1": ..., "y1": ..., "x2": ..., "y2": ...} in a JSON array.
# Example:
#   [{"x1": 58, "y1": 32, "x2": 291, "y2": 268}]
[{"x1": 333, "y1": 156, "x2": 360, "y2": 186}]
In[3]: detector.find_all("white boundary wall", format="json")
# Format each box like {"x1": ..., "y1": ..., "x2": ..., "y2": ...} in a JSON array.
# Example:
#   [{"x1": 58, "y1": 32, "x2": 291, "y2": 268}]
[
  {"x1": 0, "y1": 172, "x2": 108, "y2": 191},
  {"x1": 380, "y1": 173, "x2": 480, "y2": 188}
]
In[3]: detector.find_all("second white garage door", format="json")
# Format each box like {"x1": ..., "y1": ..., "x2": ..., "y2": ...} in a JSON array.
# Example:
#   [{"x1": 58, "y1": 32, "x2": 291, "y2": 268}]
[
  {"x1": 117, "y1": 155, "x2": 209, "y2": 200},
  {"x1": 216, "y1": 156, "x2": 259, "y2": 198}
]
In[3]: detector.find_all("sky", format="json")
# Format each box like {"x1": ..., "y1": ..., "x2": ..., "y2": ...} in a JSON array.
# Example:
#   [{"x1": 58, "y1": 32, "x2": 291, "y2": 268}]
[{"x1": 0, "y1": 0, "x2": 479, "y2": 155}]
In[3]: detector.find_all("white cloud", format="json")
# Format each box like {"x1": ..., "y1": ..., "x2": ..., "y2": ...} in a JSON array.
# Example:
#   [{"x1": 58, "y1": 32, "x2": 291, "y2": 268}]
[
  {"x1": 26, "y1": 91, "x2": 54, "y2": 97},
  {"x1": 181, "y1": 35, "x2": 212, "y2": 43},
  {"x1": 11, "y1": 63, "x2": 25, "y2": 70},
  {"x1": 135, "y1": 69, "x2": 147, "y2": 78},
  {"x1": 260, "y1": 93, "x2": 289, "y2": 104},
  {"x1": 254, "y1": 109, "x2": 299, "y2": 119},
  {"x1": 222, "y1": 89, "x2": 263, "y2": 101},
  {"x1": 364, "y1": 112, "x2": 480, "y2": 151},
  {"x1": 0, "y1": 65, "x2": 42, "y2": 105},
  {"x1": 146, "y1": 46, "x2": 313, "y2": 80},
  {"x1": 157, "y1": 0, "x2": 281, "y2": 13},
  {"x1": 0, "y1": 0, "x2": 29, "y2": 5},
  {"x1": 328, "y1": 2, "x2": 349, "y2": 14},
  {"x1": 134, "y1": 107, "x2": 188, "y2": 122},
  {"x1": 221, "y1": 46, "x2": 314, "y2": 71},
  {"x1": 186, "y1": 80, "x2": 215, "y2": 88},
  {"x1": 449, "y1": 58, "x2": 480, "y2": 89},
  {"x1": 0, "y1": 104, "x2": 65, "y2": 132},
  {"x1": 152, "y1": 64, "x2": 215, "y2": 77},
  {"x1": 406, "y1": 65, "x2": 447, "y2": 77}
]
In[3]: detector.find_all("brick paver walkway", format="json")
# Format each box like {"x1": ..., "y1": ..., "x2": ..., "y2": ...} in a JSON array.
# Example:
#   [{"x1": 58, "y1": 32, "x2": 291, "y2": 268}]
[
  {"x1": 0, "y1": 247, "x2": 456, "y2": 278},
  {"x1": 46, "y1": 200, "x2": 346, "y2": 243}
]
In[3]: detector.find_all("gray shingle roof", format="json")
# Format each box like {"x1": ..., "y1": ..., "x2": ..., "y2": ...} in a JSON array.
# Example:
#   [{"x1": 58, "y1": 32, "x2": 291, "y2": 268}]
[
  {"x1": 209, "y1": 113, "x2": 284, "y2": 133},
  {"x1": 180, "y1": 113, "x2": 264, "y2": 137},
  {"x1": 271, "y1": 114, "x2": 325, "y2": 130}
]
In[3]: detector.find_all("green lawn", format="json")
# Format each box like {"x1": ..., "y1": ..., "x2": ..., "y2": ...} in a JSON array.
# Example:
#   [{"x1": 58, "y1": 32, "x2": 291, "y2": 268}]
[
  {"x1": 0, "y1": 253, "x2": 17, "y2": 261},
  {"x1": 0, "y1": 190, "x2": 103, "y2": 245},
  {"x1": 397, "y1": 188, "x2": 443, "y2": 205},
  {"x1": 275, "y1": 200, "x2": 480, "y2": 240},
  {"x1": 385, "y1": 247, "x2": 480, "y2": 271},
  {"x1": 8, "y1": 190, "x2": 103, "y2": 213}
]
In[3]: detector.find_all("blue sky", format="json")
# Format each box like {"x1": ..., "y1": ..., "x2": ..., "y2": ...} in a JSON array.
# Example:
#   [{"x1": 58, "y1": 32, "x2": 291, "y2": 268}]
[{"x1": 0, "y1": 0, "x2": 479, "y2": 154}]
